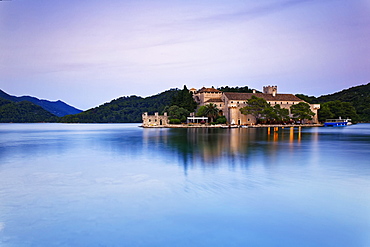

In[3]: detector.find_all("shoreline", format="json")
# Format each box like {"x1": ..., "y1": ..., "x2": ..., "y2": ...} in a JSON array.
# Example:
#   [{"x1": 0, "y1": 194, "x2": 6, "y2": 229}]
[{"x1": 141, "y1": 124, "x2": 323, "y2": 128}]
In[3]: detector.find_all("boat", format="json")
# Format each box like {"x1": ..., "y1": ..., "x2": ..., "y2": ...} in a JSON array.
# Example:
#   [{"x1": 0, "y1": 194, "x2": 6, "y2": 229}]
[
  {"x1": 221, "y1": 125, "x2": 238, "y2": 128},
  {"x1": 324, "y1": 118, "x2": 352, "y2": 127}
]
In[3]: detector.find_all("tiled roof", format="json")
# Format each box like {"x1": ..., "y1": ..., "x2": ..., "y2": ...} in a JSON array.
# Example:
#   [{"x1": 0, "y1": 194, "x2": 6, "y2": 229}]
[
  {"x1": 224, "y1": 92, "x2": 304, "y2": 102},
  {"x1": 205, "y1": 98, "x2": 223, "y2": 103},
  {"x1": 198, "y1": 87, "x2": 222, "y2": 93}
]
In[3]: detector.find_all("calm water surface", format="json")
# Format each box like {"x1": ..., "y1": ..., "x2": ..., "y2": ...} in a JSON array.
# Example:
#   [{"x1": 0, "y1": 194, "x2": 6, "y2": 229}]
[{"x1": 0, "y1": 123, "x2": 369, "y2": 246}]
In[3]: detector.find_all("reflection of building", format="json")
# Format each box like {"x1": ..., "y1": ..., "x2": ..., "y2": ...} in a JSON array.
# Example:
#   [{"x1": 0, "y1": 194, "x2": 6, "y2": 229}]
[
  {"x1": 192, "y1": 86, "x2": 320, "y2": 125},
  {"x1": 142, "y1": 112, "x2": 168, "y2": 127}
]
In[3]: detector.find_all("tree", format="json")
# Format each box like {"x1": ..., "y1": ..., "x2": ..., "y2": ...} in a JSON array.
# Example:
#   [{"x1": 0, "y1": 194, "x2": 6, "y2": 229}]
[
  {"x1": 318, "y1": 103, "x2": 335, "y2": 122},
  {"x1": 239, "y1": 96, "x2": 270, "y2": 121},
  {"x1": 171, "y1": 85, "x2": 197, "y2": 112},
  {"x1": 217, "y1": 86, "x2": 255, "y2": 93},
  {"x1": 318, "y1": 100, "x2": 359, "y2": 122},
  {"x1": 195, "y1": 105, "x2": 207, "y2": 117},
  {"x1": 295, "y1": 94, "x2": 319, "y2": 104},
  {"x1": 290, "y1": 102, "x2": 315, "y2": 122},
  {"x1": 164, "y1": 105, "x2": 190, "y2": 123},
  {"x1": 273, "y1": 105, "x2": 290, "y2": 122},
  {"x1": 203, "y1": 103, "x2": 220, "y2": 123},
  {"x1": 216, "y1": 115, "x2": 227, "y2": 124}
]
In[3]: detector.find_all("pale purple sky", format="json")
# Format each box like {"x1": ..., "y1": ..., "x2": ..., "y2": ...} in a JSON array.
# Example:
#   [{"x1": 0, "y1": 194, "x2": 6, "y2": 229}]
[{"x1": 1, "y1": 0, "x2": 369, "y2": 110}]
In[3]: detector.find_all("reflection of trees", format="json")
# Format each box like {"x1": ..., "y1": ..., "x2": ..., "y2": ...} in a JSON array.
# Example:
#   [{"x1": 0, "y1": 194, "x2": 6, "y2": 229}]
[{"x1": 142, "y1": 127, "x2": 309, "y2": 172}]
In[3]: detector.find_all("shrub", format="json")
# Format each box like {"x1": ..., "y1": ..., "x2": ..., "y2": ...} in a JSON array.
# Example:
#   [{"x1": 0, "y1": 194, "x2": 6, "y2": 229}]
[
  {"x1": 216, "y1": 116, "x2": 227, "y2": 124},
  {"x1": 169, "y1": 119, "x2": 181, "y2": 124}
]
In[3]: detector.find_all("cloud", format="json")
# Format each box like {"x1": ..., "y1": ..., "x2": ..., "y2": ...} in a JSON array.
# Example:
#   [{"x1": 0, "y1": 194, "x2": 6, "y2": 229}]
[{"x1": 176, "y1": 0, "x2": 314, "y2": 26}]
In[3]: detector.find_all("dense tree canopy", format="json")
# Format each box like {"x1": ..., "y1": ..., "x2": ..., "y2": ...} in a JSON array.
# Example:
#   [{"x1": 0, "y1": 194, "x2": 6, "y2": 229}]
[
  {"x1": 240, "y1": 96, "x2": 292, "y2": 124},
  {"x1": 59, "y1": 89, "x2": 179, "y2": 123},
  {"x1": 296, "y1": 82, "x2": 370, "y2": 121},
  {"x1": 290, "y1": 102, "x2": 315, "y2": 122},
  {"x1": 268, "y1": 105, "x2": 290, "y2": 122},
  {"x1": 0, "y1": 99, "x2": 57, "y2": 123},
  {"x1": 239, "y1": 96, "x2": 270, "y2": 120},
  {"x1": 170, "y1": 85, "x2": 197, "y2": 112},
  {"x1": 164, "y1": 105, "x2": 190, "y2": 122},
  {"x1": 217, "y1": 86, "x2": 256, "y2": 93},
  {"x1": 318, "y1": 100, "x2": 359, "y2": 122}
]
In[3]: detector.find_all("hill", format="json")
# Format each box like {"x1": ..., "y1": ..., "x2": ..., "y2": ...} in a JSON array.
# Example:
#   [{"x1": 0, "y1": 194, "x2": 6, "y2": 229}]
[
  {"x1": 59, "y1": 89, "x2": 179, "y2": 123},
  {"x1": 296, "y1": 82, "x2": 370, "y2": 121},
  {"x1": 0, "y1": 89, "x2": 82, "y2": 117},
  {"x1": 0, "y1": 98, "x2": 57, "y2": 123}
]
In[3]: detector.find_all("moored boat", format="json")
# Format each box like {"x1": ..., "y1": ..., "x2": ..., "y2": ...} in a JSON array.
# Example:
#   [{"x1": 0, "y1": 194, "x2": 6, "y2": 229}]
[{"x1": 324, "y1": 118, "x2": 352, "y2": 127}]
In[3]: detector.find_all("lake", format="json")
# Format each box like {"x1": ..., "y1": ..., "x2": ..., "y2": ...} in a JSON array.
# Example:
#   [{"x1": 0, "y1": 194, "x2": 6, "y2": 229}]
[{"x1": 0, "y1": 123, "x2": 369, "y2": 247}]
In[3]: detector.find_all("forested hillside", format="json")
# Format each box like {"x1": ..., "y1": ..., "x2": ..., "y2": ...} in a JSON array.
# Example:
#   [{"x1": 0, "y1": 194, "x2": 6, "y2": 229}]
[
  {"x1": 0, "y1": 89, "x2": 82, "y2": 117},
  {"x1": 59, "y1": 89, "x2": 179, "y2": 123},
  {"x1": 0, "y1": 98, "x2": 57, "y2": 123},
  {"x1": 2, "y1": 83, "x2": 369, "y2": 123},
  {"x1": 296, "y1": 82, "x2": 370, "y2": 121}
]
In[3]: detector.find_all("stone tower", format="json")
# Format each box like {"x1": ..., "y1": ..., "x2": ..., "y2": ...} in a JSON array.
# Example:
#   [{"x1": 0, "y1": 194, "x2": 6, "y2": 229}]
[{"x1": 263, "y1": 86, "x2": 277, "y2": 96}]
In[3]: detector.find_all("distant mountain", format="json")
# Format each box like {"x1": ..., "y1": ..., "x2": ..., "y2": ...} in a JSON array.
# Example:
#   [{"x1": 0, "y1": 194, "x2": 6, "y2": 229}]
[
  {"x1": 0, "y1": 98, "x2": 57, "y2": 123},
  {"x1": 0, "y1": 89, "x2": 82, "y2": 117},
  {"x1": 59, "y1": 89, "x2": 179, "y2": 123},
  {"x1": 296, "y1": 82, "x2": 370, "y2": 121}
]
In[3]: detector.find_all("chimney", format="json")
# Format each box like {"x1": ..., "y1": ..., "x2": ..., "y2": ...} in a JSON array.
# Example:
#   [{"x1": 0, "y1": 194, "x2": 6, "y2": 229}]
[
  {"x1": 252, "y1": 89, "x2": 256, "y2": 94},
  {"x1": 272, "y1": 91, "x2": 276, "y2": 97}
]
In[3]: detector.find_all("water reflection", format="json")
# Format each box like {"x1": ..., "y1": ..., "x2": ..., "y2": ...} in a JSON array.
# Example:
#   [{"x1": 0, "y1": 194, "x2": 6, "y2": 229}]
[
  {"x1": 1, "y1": 124, "x2": 370, "y2": 246},
  {"x1": 141, "y1": 126, "x2": 315, "y2": 172}
]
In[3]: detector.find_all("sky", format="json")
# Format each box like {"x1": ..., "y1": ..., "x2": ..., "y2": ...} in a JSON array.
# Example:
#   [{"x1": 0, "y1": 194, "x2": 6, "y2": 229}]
[{"x1": 1, "y1": 0, "x2": 370, "y2": 110}]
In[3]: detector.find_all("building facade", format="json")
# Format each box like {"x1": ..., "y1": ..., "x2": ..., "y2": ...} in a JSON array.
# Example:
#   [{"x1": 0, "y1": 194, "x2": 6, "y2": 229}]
[
  {"x1": 142, "y1": 112, "x2": 169, "y2": 127},
  {"x1": 192, "y1": 86, "x2": 320, "y2": 125}
]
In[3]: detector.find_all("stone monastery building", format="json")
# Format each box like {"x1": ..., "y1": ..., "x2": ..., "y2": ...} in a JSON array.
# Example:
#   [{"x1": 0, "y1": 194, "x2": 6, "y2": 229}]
[
  {"x1": 142, "y1": 85, "x2": 320, "y2": 126},
  {"x1": 190, "y1": 86, "x2": 320, "y2": 125}
]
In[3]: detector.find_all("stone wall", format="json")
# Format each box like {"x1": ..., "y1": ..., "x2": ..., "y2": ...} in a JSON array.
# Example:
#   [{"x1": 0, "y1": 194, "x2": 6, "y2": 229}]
[{"x1": 142, "y1": 112, "x2": 169, "y2": 127}]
